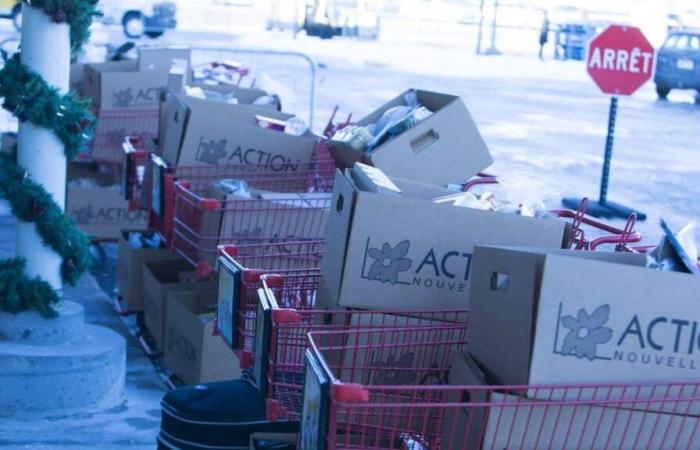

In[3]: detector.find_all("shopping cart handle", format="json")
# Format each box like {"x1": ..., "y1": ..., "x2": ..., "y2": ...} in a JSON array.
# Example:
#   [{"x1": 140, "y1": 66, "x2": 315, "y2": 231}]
[
  {"x1": 589, "y1": 233, "x2": 642, "y2": 251},
  {"x1": 271, "y1": 308, "x2": 302, "y2": 324},
  {"x1": 334, "y1": 383, "x2": 370, "y2": 402}
]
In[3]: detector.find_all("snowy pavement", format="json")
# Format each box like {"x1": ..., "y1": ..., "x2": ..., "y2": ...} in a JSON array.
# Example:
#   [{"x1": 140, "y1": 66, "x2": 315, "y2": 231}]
[{"x1": 0, "y1": 210, "x2": 164, "y2": 449}]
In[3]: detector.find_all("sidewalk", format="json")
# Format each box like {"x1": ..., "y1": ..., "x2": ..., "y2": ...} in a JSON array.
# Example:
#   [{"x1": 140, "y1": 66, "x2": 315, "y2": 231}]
[{"x1": 0, "y1": 204, "x2": 164, "y2": 449}]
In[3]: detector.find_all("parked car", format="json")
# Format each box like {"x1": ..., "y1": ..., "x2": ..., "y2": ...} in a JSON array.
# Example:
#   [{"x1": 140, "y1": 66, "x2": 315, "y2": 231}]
[
  {"x1": 654, "y1": 30, "x2": 700, "y2": 100},
  {"x1": 0, "y1": 0, "x2": 21, "y2": 31},
  {"x1": 101, "y1": 2, "x2": 177, "y2": 39}
]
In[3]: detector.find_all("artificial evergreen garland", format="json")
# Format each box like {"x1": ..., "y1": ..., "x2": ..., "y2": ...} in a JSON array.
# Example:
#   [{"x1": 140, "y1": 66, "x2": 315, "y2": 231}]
[
  {"x1": 0, "y1": 53, "x2": 94, "y2": 159},
  {"x1": 22, "y1": 0, "x2": 101, "y2": 55},
  {"x1": 0, "y1": 1, "x2": 98, "y2": 317}
]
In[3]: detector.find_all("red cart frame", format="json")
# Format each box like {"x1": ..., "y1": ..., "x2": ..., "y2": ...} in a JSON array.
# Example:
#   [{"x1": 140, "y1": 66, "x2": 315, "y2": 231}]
[
  {"x1": 123, "y1": 140, "x2": 335, "y2": 246},
  {"x1": 254, "y1": 274, "x2": 469, "y2": 422},
  {"x1": 172, "y1": 158, "x2": 334, "y2": 276},
  {"x1": 303, "y1": 327, "x2": 700, "y2": 450},
  {"x1": 215, "y1": 241, "x2": 324, "y2": 367},
  {"x1": 91, "y1": 109, "x2": 160, "y2": 164}
]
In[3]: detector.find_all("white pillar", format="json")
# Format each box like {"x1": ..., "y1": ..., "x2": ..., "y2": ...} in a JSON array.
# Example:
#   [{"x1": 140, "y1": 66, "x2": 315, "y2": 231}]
[{"x1": 16, "y1": 6, "x2": 71, "y2": 290}]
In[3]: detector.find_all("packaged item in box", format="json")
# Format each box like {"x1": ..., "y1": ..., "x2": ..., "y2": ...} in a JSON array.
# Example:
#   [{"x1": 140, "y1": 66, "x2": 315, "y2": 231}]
[
  {"x1": 255, "y1": 115, "x2": 308, "y2": 136},
  {"x1": 351, "y1": 163, "x2": 402, "y2": 197}
]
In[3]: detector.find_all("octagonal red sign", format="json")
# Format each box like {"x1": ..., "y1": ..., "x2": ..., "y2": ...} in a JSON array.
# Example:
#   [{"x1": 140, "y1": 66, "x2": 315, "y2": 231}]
[{"x1": 587, "y1": 25, "x2": 656, "y2": 96}]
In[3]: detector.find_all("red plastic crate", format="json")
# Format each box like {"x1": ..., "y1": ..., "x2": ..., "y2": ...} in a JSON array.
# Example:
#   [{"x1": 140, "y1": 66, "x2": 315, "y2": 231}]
[{"x1": 302, "y1": 327, "x2": 700, "y2": 450}]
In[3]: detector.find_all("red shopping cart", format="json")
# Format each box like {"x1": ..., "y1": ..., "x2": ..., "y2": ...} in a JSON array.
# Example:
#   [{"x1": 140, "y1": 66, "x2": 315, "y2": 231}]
[
  {"x1": 216, "y1": 241, "x2": 324, "y2": 366},
  {"x1": 254, "y1": 274, "x2": 469, "y2": 422},
  {"x1": 123, "y1": 140, "x2": 335, "y2": 246},
  {"x1": 302, "y1": 327, "x2": 700, "y2": 450},
  {"x1": 454, "y1": 177, "x2": 642, "y2": 252},
  {"x1": 91, "y1": 109, "x2": 160, "y2": 164},
  {"x1": 171, "y1": 159, "x2": 335, "y2": 276},
  {"x1": 551, "y1": 198, "x2": 642, "y2": 252},
  {"x1": 121, "y1": 136, "x2": 157, "y2": 211}
]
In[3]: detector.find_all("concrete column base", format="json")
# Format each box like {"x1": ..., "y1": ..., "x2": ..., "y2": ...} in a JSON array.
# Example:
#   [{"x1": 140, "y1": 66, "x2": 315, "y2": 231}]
[{"x1": 0, "y1": 301, "x2": 126, "y2": 415}]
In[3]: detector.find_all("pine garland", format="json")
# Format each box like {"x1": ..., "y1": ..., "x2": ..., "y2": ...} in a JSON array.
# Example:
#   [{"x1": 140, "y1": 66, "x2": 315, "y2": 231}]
[
  {"x1": 0, "y1": 2, "x2": 98, "y2": 317},
  {"x1": 0, "y1": 53, "x2": 95, "y2": 159},
  {"x1": 22, "y1": 0, "x2": 102, "y2": 55}
]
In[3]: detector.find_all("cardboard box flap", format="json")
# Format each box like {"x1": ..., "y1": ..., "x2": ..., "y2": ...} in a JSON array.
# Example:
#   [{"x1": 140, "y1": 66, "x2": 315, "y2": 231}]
[
  {"x1": 321, "y1": 170, "x2": 360, "y2": 302},
  {"x1": 161, "y1": 94, "x2": 191, "y2": 165},
  {"x1": 442, "y1": 349, "x2": 490, "y2": 450},
  {"x1": 349, "y1": 166, "x2": 453, "y2": 200},
  {"x1": 87, "y1": 59, "x2": 139, "y2": 74},
  {"x1": 468, "y1": 246, "x2": 545, "y2": 385},
  {"x1": 138, "y1": 47, "x2": 192, "y2": 73},
  {"x1": 414, "y1": 89, "x2": 460, "y2": 112}
]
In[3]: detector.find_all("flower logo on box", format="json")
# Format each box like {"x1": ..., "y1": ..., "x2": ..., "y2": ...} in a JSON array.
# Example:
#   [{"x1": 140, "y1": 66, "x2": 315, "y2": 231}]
[
  {"x1": 559, "y1": 305, "x2": 613, "y2": 361},
  {"x1": 552, "y1": 303, "x2": 700, "y2": 370},
  {"x1": 360, "y1": 238, "x2": 473, "y2": 292},
  {"x1": 366, "y1": 240, "x2": 412, "y2": 285}
]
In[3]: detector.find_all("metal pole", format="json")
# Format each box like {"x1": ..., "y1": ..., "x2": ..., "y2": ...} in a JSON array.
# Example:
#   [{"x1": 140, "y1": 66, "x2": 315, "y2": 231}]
[
  {"x1": 485, "y1": 0, "x2": 500, "y2": 55},
  {"x1": 16, "y1": 6, "x2": 70, "y2": 290},
  {"x1": 598, "y1": 96, "x2": 617, "y2": 205},
  {"x1": 476, "y1": 0, "x2": 485, "y2": 55}
]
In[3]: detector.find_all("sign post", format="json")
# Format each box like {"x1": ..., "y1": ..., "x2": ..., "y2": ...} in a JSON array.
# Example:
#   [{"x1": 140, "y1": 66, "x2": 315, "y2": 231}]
[{"x1": 562, "y1": 25, "x2": 655, "y2": 220}]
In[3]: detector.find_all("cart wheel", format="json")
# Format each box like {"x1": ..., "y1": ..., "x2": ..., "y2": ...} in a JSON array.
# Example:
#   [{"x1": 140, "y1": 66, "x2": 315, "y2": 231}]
[
  {"x1": 655, "y1": 84, "x2": 670, "y2": 100},
  {"x1": 146, "y1": 30, "x2": 165, "y2": 39},
  {"x1": 122, "y1": 10, "x2": 145, "y2": 39},
  {"x1": 11, "y1": 4, "x2": 21, "y2": 31}
]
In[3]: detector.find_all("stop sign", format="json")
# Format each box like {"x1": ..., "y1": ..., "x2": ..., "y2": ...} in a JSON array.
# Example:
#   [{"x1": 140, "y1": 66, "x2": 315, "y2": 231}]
[{"x1": 587, "y1": 25, "x2": 656, "y2": 96}]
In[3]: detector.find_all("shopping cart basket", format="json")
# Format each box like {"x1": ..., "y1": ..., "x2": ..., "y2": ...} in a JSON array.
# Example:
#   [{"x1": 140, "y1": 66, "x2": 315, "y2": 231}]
[
  {"x1": 254, "y1": 274, "x2": 469, "y2": 422},
  {"x1": 121, "y1": 135, "x2": 157, "y2": 211},
  {"x1": 172, "y1": 160, "x2": 334, "y2": 275},
  {"x1": 302, "y1": 327, "x2": 700, "y2": 450},
  {"x1": 216, "y1": 241, "x2": 324, "y2": 363},
  {"x1": 91, "y1": 108, "x2": 160, "y2": 164},
  {"x1": 124, "y1": 140, "x2": 335, "y2": 245}
]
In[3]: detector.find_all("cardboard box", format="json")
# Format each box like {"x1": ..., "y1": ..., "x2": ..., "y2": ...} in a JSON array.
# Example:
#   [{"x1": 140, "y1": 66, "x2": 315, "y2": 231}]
[
  {"x1": 142, "y1": 259, "x2": 216, "y2": 349},
  {"x1": 321, "y1": 169, "x2": 570, "y2": 312},
  {"x1": 160, "y1": 94, "x2": 316, "y2": 169},
  {"x1": 164, "y1": 290, "x2": 241, "y2": 384},
  {"x1": 67, "y1": 163, "x2": 148, "y2": 240},
  {"x1": 138, "y1": 46, "x2": 191, "y2": 74},
  {"x1": 329, "y1": 89, "x2": 493, "y2": 185},
  {"x1": 84, "y1": 60, "x2": 169, "y2": 111},
  {"x1": 468, "y1": 246, "x2": 700, "y2": 413},
  {"x1": 116, "y1": 230, "x2": 181, "y2": 311},
  {"x1": 70, "y1": 63, "x2": 86, "y2": 95},
  {"x1": 442, "y1": 349, "x2": 700, "y2": 450}
]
